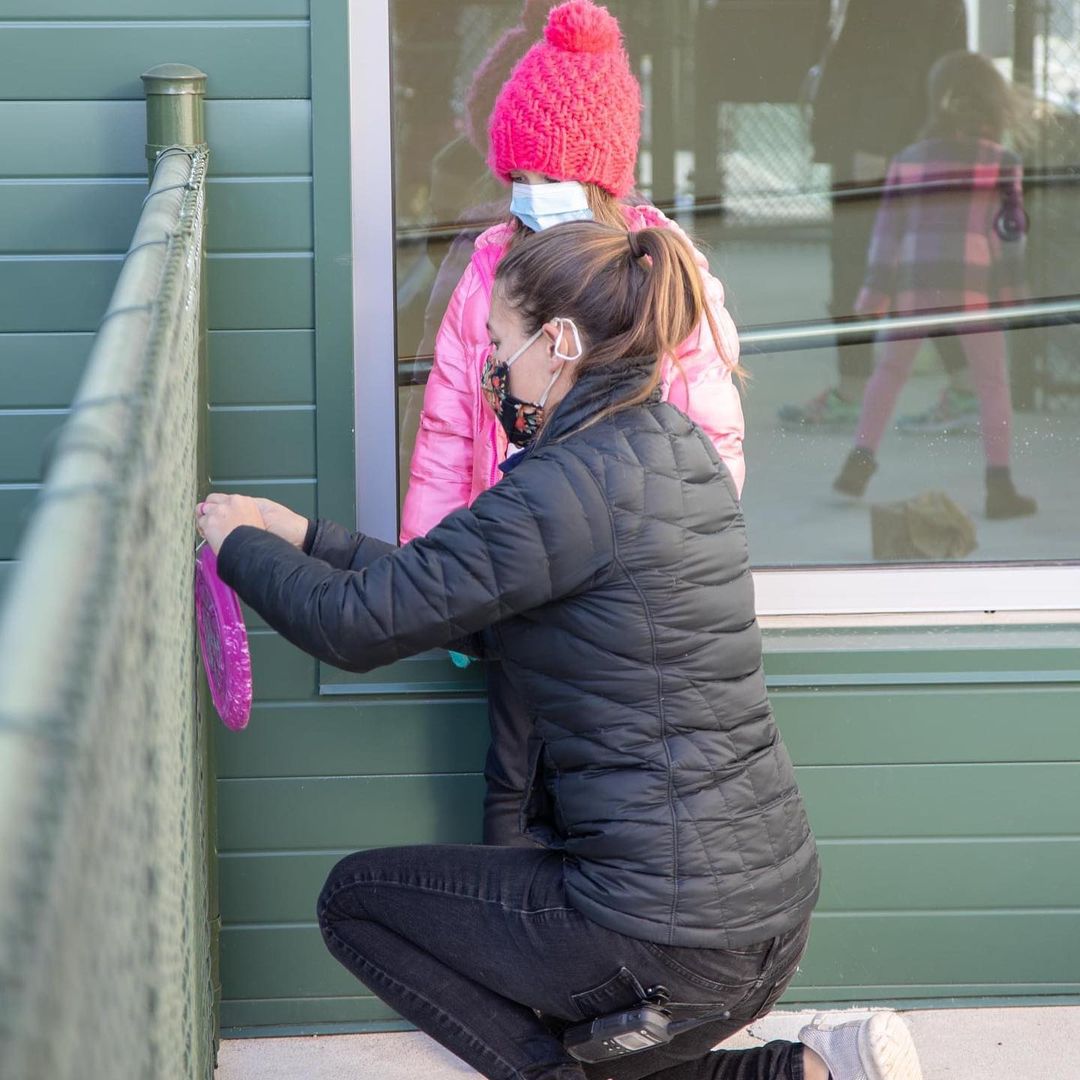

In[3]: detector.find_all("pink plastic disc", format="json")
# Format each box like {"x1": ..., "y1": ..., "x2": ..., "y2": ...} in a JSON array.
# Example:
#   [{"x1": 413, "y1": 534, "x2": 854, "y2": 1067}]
[{"x1": 195, "y1": 544, "x2": 253, "y2": 730}]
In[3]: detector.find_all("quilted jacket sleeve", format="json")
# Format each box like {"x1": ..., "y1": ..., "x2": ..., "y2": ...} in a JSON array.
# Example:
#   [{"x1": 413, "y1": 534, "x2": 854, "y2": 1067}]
[
  {"x1": 216, "y1": 452, "x2": 612, "y2": 673},
  {"x1": 301, "y1": 518, "x2": 397, "y2": 570},
  {"x1": 399, "y1": 259, "x2": 486, "y2": 544}
]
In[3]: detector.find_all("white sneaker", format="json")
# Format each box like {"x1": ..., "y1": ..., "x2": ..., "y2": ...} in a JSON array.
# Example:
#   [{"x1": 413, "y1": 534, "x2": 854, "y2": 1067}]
[{"x1": 798, "y1": 1011, "x2": 923, "y2": 1080}]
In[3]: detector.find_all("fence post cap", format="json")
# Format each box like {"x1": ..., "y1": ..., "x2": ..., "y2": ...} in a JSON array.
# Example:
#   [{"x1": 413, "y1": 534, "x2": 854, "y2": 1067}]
[{"x1": 141, "y1": 64, "x2": 207, "y2": 95}]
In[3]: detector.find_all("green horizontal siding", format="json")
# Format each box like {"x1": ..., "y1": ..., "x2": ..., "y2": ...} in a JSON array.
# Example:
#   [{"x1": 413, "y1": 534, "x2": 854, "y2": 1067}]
[
  {"x1": 1, "y1": 330, "x2": 312, "y2": 408},
  {"x1": 799, "y1": 913, "x2": 1080, "y2": 992},
  {"x1": 4, "y1": 3, "x2": 308, "y2": 18},
  {"x1": 222, "y1": 928, "x2": 395, "y2": 1001},
  {"x1": 0, "y1": 100, "x2": 311, "y2": 177},
  {"x1": 799, "y1": 763, "x2": 1080, "y2": 839},
  {"x1": 246, "y1": 628, "x2": 318, "y2": 701},
  {"x1": 1, "y1": 22, "x2": 309, "y2": 101},
  {"x1": 207, "y1": 254, "x2": 314, "y2": 330},
  {"x1": 0, "y1": 254, "x2": 313, "y2": 333},
  {"x1": 0, "y1": 411, "x2": 66, "y2": 483},
  {"x1": 208, "y1": 330, "x2": 314, "y2": 405},
  {"x1": 220, "y1": 997, "x2": 398, "y2": 1034},
  {"x1": 0, "y1": 178, "x2": 312, "y2": 254},
  {"x1": 764, "y1": 626, "x2": 1080, "y2": 682},
  {"x1": 0, "y1": 334, "x2": 90, "y2": 407},
  {"x1": 218, "y1": 775, "x2": 486, "y2": 853},
  {"x1": 774, "y1": 686, "x2": 1080, "y2": 764},
  {"x1": 215, "y1": 701, "x2": 489, "y2": 780},
  {"x1": 209, "y1": 406, "x2": 315, "y2": 480},
  {"x1": 818, "y1": 839, "x2": 1080, "y2": 911}
]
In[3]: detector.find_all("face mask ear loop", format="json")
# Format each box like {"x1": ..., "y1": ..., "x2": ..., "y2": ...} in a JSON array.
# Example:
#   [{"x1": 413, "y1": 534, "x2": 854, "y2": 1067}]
[
  {"x1": 504, "y1": 326, "x2": 545, "y2": 370},
  {"x1": 553, "y1": 318, "x2": 584, "y2": 363},
  {"x1": 538, "y1": 319, "x2": 584, "y2": 408}
]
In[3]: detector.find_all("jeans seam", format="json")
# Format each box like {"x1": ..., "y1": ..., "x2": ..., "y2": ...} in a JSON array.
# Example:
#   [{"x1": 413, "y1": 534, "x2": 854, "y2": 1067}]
[
  {"x1": 322, "y1": 923, "x2": 531, "y2": 1080},
  {"x1": 640, "y1": 940, "x2": 750, "y2": 996},
  {"x1": 321, "y1": 873, "x2": 577, "y2": 919}
]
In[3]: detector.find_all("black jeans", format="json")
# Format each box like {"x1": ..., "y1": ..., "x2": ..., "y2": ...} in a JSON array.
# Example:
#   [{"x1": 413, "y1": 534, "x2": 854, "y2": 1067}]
[{"x1": 317, "y1": 844, "x2": 810, "y2": 1080}]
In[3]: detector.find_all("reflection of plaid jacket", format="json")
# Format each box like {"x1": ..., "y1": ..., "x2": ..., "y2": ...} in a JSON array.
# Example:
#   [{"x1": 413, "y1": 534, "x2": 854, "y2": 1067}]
[{"x1": 857, "y1": 136, "x2": 1028, "y2": 314}]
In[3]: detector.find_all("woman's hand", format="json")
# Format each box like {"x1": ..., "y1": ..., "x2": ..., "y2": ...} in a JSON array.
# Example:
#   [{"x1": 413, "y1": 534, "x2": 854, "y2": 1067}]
[
  {"x1": 252, "y1": 497, "x2": 310, "y2": 549},
  {"x1": 196, "y1": 493, "x2": 265, "y2": 555}
]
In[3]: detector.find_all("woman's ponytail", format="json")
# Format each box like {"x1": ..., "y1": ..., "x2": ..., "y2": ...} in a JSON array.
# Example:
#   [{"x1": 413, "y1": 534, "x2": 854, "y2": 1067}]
[
  {"x1": 494, "y1": 219, "x2": 735, "y2": 424},
  {"x1": 621, "y1": 226, "x2": 725, "y2": 381}
]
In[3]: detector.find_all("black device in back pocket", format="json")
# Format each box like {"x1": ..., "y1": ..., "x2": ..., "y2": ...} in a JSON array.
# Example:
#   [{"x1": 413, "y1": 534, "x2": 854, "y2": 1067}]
[{"x1": 562, "y1": 1002, "x2": 731, "y2": 1064}]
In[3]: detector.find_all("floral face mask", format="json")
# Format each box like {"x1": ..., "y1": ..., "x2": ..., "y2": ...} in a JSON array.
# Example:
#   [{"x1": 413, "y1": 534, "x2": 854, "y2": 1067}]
[{"x1": 480, "y1": 319, "x2": 583, "y2": 448}]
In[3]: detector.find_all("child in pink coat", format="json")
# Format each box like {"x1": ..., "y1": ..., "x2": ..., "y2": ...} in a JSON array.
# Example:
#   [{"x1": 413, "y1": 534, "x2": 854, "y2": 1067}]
[
  {"x1": 401, "y1": 0, "x2": 744, "y2": 545},
  {"x1": 401, "y1": 0, "x2": 746, "y2": 846},
  {"x1": 833, "y1": 51, "x2": 1036, "y2": 519}
]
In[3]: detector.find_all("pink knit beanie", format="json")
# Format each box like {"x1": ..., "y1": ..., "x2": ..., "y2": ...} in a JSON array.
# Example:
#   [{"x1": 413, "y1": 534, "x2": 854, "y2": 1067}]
[
  {"x1": 487, "y1": 0, "x2": 642, "y2": 198},
  {"x1": 464, "y1": 0, "x2": 554, "y2": 155}
]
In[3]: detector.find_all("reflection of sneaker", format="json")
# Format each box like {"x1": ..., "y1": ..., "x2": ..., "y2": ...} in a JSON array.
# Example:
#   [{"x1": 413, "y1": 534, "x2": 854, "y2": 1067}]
[
  {"x1": 778, "y1": 388, "x2": 860, "y2": 428},
  {"x1": 799, "y1": 1011, "x2": 924, "y2": 1080},
  {"x1": 896, "y1": 388, "x2": 979, "y2": 435}
]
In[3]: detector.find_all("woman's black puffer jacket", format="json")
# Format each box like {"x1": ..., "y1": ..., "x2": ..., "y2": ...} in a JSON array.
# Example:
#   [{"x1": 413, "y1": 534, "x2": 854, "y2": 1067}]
[{"x1": 218, "y1": 359, "x2": 820, "y2": 949}]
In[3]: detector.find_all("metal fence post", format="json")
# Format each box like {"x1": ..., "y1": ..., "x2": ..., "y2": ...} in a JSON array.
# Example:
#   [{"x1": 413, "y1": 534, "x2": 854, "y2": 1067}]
[
  {"x1": 142, "y1": 62, "x2": 221, "y2": 1069},
  {"x1": 141, "y1": 63, "x2": 208, "y2": 177}
]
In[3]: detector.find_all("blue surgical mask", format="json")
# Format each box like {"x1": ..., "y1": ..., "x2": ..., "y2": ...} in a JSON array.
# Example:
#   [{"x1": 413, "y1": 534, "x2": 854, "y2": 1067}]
[{"x1": 510, "y1": 180, "x2": 595, "y2": 233}]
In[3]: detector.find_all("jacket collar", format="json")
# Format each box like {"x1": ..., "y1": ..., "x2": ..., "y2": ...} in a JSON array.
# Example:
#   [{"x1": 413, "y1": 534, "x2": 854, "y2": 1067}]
[
  {"x1": 499, "y1": 358, "x2": 658, "y2": 476},
  {"x1": 534, "y1": 355, "x2": 659, "y2": 449}
]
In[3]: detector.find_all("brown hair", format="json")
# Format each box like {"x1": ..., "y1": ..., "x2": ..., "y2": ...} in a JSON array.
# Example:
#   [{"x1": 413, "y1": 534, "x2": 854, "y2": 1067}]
[
  {"x1": 922, "y1": 51, "x2": 1027, "y2": 145},
  {"x1": 494, "y1": 219, "x2": 735, "y2": 427}
]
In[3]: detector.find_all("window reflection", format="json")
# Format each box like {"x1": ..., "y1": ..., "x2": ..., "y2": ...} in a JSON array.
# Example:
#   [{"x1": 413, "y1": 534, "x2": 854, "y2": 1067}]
[{"x1": 390, "y1": 0, "x2": 1080, "y2": 566}]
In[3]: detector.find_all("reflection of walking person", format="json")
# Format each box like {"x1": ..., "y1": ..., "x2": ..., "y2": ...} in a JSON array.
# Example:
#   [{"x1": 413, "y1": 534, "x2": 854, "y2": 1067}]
[
  {"x1": 781, "y1": 0, "x2": 974, "y2": 431},
  {"x1": 834, "y1": 51, "x2": 1036, "y2": 519},
  {"x1": 198, "y1": 219, "x2": 924, "y2": 1080}
]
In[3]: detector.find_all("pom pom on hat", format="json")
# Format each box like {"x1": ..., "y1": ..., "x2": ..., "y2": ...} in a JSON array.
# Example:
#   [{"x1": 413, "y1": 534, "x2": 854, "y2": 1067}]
[
  {"x1": 544, "y1": 0, "x2": 621, "y2": 53},
  {"x1": 487, "y1": 0, "x2": 642, "y2": 198}
]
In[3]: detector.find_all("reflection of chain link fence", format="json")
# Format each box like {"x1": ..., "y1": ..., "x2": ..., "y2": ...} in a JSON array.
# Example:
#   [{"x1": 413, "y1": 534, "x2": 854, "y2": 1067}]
[
  {"x1": 714, "y1": 103, "x2": 831, "y2": 226},
  {"x1": 0, "y1": 149, "x2": 213, "y2": 1079},
  {"x1": 1025, "y1": 0, "x2": 1080, "y2": 411}
]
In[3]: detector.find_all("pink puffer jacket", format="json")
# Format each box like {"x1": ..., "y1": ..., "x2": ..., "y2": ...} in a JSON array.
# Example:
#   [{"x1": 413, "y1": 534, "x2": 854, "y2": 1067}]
[{"x1": 400, "y1": 204, "x2": 744, "y2": 543}]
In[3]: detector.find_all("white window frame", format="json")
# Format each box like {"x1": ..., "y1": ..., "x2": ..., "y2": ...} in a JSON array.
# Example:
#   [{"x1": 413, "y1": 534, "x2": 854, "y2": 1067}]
[{"x1": 348, "y1": 0, "x2": 1080, "y2": 623}]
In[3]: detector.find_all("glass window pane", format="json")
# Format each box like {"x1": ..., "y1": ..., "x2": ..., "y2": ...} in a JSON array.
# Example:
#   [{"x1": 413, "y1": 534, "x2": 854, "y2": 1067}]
[{"x1": 389, "y1": 0, "x2": 1080, "y2": 569}]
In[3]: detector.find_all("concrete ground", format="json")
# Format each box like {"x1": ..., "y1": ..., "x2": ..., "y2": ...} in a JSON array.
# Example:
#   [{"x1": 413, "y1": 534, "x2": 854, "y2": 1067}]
[{"x1": 216, "y1": 1005, "x2": 1080, "y2": 1079}]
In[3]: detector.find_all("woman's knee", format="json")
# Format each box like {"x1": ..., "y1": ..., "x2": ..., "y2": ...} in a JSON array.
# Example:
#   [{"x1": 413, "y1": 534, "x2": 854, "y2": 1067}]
[{"x1": 316, "y1": 849, "x2": 381, "y2": 928}]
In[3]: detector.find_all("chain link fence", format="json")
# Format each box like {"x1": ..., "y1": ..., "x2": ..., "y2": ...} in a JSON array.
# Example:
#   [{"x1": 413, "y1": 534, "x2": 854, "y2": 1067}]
[
  {"x1": 0, "y1": 146, "x2": 213, "y2": 1079},
  {"x1": 712, "y1": 103, "x2": 831, "y2": 226}
]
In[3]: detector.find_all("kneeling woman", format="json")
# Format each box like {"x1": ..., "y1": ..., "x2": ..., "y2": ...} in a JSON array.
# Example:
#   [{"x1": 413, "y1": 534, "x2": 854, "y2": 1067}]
[{"x1": 199, "y1": 222, "x2": 921, "y2": 1080}]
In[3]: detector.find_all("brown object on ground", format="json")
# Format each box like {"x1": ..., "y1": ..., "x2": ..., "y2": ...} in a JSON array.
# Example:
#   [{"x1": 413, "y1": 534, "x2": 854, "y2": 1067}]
[{"x1": 871, "y1": 490, "x2": 978, "y2": 560}]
